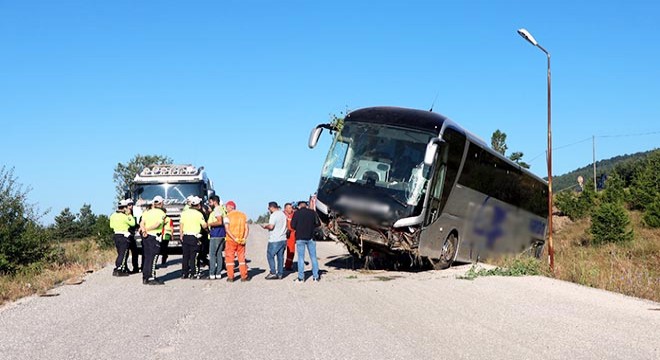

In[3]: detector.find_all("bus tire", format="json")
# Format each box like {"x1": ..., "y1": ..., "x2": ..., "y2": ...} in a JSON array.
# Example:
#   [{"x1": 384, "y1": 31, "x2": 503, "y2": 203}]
[{"x1": 428, "y1": 233, "x2": 458, "y2": 270}]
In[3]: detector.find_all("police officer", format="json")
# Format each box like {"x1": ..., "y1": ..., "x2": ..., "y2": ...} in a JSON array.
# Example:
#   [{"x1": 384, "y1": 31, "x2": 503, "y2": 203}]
[
  {"x1": 159, "y1": 208, "x2": 173, "y2": 267},
  {"x1": 109, "y1": 199, "x2": 135, "y2": 277},
  {"x1": 180, "y1": 196, "x2": 208, "y2": 279},
  {"x1": 139, "y1": 196, "x2": 167, "y2": 285},
  {"x1": 125, "y1": 198, "x2": 141, "y2": 273},
  {"x1": 199, "y1": 201, "x2": 212, "y2": 268}
]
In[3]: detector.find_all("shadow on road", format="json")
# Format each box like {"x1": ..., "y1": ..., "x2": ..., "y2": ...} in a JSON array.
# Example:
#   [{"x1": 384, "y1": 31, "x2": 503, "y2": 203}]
[
  {"x1": 247, "y1": 267, "x2": 267, "y2": 278},
  {"x1": 325, "y1": 255, "x2": 364, "y2": 270},
  {"x1": 324, "y1": 254, "x2": 472, "y2": 273}
]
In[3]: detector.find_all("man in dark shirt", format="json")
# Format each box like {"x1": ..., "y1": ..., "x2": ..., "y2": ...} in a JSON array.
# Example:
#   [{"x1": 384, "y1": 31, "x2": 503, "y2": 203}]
[{"x1": 290, "y1": 201, "x2": 321, "y2": 282}]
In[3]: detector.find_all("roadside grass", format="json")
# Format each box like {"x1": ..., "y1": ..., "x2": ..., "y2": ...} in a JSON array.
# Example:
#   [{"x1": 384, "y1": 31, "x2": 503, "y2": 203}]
[
  {"x1": 552, "y1": 211, "x2": 660, "y2": 303},
  {"x1": 0, "y1": 239, "x2": 114, "y2": 306},
  {"x1": 458, "y1": 256, "x2": 549, "y2": 280}
]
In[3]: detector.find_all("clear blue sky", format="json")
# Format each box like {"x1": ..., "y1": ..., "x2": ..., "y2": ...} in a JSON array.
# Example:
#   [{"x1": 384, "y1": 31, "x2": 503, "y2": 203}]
[{"x1": 1, "y1": 0, "x2": 659, "y2": 223}]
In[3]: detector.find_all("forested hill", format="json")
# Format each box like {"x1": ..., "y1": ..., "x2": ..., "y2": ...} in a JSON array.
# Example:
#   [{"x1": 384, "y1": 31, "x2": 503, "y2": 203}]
[{"x1": 552, "y1": 148, "x2": 658, "y2": 191}]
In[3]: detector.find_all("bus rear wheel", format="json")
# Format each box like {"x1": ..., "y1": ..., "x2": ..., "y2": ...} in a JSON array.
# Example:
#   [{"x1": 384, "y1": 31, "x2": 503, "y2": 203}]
[{"x1": 428, "y1": 233, "x2": 458, "y2": 270}]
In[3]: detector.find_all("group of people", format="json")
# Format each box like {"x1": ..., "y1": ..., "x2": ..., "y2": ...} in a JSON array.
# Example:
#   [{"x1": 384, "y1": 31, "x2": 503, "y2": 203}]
[
  {"x1": 108, "y1": 195, "x2": 321, "y2": 285},
  {"x1": 260, "y1": 201, "x2": 320, "y2": 282}
]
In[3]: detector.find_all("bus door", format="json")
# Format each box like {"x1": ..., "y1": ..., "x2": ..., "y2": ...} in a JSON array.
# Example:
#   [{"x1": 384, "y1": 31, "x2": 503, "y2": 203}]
[
  {"x1": 424, "y1": 145, "x2": 448, "y2": 226},
  {"x1": 424, "y1": 128, "x2": 465, "y2": 227}
]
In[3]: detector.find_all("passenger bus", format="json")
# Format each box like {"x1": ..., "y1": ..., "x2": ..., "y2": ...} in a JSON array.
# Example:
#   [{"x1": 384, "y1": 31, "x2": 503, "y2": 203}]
[{"x1": 308, "y1": 107, "x2": 548, "y2": 269}]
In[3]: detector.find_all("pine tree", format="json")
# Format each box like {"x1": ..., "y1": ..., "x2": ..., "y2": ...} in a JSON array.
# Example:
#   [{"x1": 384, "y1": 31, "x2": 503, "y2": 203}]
[
  {"x1": 590, "y1": 202, "x2": 633, "y2": 245},
  {"x1": 77, "y1": 204, "x2": 97, "y2": 238},
  {"x1": 54, "y1": 208, "x2": 80, "y2": 240},
  {"x1": 629, "y1": 150, "x2": 660, "y2": 210},
  {"x1": 601, "y1": 172, "x2": 625, "y2": 205},
  {"x1": 643, "y1": 197, "x2": 660, "y2": 228}
]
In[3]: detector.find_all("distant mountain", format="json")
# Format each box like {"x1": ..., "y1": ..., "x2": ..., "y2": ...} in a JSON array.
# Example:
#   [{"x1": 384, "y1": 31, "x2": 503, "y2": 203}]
[{"x1": 551, "y1": 149, "x2": 658, "y2": 191}]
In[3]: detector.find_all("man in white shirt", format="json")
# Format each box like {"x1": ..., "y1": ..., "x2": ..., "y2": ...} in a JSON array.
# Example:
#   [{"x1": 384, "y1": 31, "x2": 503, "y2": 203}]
[{"x1": 261, "y1": 201, "x2": 288, "y2": 279}]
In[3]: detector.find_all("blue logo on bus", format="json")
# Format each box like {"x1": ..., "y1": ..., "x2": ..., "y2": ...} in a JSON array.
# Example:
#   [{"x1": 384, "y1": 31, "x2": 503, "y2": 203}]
[{"x1": 473, "y1": 197, "x2": 507, "y2": 250}]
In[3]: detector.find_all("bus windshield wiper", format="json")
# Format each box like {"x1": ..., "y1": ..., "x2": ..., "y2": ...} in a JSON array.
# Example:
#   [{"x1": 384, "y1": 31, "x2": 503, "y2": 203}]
[
  {"x1": 385, "y1": 192, "x2": 408, "y2": 208},
  {"x1": 324, "y1": 179, "x2": 350, "y2": 194}
]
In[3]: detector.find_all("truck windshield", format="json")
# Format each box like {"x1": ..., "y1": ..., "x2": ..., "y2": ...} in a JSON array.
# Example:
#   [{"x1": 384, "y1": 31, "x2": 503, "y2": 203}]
[
  {"x1": 320, "y1": 122, "x2": 434, "y2": 206},
  {"x1": 134, "y1": 183, "x2": 203, "y2": 204}
]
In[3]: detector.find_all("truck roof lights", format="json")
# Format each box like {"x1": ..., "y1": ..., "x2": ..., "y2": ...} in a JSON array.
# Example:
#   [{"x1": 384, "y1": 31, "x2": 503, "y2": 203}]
[{"x1": 139, "y1": 165, "x2": 202, "y2": 177}]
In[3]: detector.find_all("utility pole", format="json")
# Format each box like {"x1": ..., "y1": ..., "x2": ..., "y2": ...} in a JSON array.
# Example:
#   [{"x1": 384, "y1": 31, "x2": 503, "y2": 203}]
[{"x1": 593, "y1": 135, "x2": 597, "y2": 192}]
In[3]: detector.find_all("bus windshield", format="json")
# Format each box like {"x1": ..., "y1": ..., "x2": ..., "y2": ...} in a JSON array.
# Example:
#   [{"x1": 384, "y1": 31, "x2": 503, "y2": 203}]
[
  {"x1": 320, "y1": 122, "x2": 434, "y2": 206},
  {"x1": 134, "y1": 183, "x2": 203, "y2": 204}
]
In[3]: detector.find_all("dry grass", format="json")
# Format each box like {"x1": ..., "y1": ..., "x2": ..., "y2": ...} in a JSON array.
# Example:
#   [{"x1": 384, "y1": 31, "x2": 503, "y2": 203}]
[
  {"x1": 551, "y1": 211, "x2": 660, "y2": 302},
  {"x1": 0, "y1": 240, "x2": 114, "y2": 306}
]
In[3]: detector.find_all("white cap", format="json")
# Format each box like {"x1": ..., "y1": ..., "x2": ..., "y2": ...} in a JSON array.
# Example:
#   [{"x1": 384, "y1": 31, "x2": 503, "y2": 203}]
[
  {"x1": 152, "y1": 195, "x2": 164, "y2": 204},
  {"x1": 125, "y1": 198, "x2": 134, "y2": 205},
  {"x1": 190, "y1": 196, "x2": 202, "y2": 206},
  {"x1": 118, "y1": 199, "x2": 130, "y2": 207},
  {"x1": 186, "y1": 195, "x2": 194, "y2": 203}
]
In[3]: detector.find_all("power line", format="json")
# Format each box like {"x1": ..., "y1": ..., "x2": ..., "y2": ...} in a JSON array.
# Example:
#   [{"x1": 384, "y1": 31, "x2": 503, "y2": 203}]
[
  {"x1": 527, "y1": 130, "x2": 660, "y2": 164},
  {"x1": 528, "y1": 137, "x2": 592, "y2": 163},
  {"x1": 598, "y1": 130, "x2": 660, "y2": 138}
]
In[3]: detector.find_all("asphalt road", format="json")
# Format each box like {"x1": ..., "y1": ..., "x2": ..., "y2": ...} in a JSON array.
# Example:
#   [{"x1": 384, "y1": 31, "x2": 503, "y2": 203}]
[{"x1": 1, "y1": 225, "x2": 658, "y2": 360}]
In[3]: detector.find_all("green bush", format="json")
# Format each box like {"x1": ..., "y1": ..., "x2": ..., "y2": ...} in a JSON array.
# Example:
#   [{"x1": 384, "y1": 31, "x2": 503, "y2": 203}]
[
  {"x1": 590, "y1": 202, "x2": 633, "y2": 245},
  {"x1": 642, "y1": 198, "x2": 660, "y2": 228},
  {"x1": 458, "y1": 257, "x2": 545, "y2": 280},
  {"x1": 555, "y1": 186, "x2": 596, "y2": 220},
  {"x1": 93, "y1": 215, "x2": 114, "y2": 249},
  {"x1": 0, "y1": 167, "x2": 53, "y2": 274}
]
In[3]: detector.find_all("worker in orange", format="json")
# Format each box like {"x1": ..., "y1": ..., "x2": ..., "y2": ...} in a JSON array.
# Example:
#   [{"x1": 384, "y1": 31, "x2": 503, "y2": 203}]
[
  {"x1": 283, "y1": 203, "x2": 296, "y2": 271},
  {"x1": 224, "y1": 200, "x2": 250, "y2": 282}
]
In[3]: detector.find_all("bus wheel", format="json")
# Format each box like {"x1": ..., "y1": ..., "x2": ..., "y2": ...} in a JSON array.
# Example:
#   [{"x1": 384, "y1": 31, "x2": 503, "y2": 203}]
[{"x1": 428, "y1": 233, "x2": 458, "y2": 270}]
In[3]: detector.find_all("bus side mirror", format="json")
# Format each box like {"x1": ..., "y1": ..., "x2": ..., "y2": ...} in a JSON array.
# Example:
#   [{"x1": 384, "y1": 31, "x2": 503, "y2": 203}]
[
  {"x1": 308, "y1": 125, "x2": 325, "y2": 149},
  {"x1": 207, "y1": 189, "x2": 215, "y2": 199},
  {"x1": 123, "y1": 188, "x2": 131, "y2": 200},
  {"x1": 424, "y1": 138, "x2": 443, "y2": 166},
  {"x1": 308, "y1": 123, "x2": 339, "y2": 149}
]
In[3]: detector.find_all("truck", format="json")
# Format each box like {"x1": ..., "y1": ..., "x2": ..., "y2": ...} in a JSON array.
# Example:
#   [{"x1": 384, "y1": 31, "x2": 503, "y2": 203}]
[{"x1": 129, "y1": 164, "x2": 215, "y2": 249}]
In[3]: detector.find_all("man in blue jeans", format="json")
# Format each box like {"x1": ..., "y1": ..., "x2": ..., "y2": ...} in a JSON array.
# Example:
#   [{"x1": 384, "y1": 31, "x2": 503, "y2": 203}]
[
  {"x1": 207, "y1": 195, "x2": 226, "y2": 280},
  {"x1": 261, "y1": 202, "x2": 288, "y2": 279},
  {"x1": 290, "y1": 201, "x2": 321, "y2": 282}
]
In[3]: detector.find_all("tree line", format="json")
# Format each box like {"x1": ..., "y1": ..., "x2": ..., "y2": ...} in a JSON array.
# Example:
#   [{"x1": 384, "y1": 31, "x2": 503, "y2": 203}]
[{"x1": 551, "y1": 148, "x2": 657, "y2": 192}]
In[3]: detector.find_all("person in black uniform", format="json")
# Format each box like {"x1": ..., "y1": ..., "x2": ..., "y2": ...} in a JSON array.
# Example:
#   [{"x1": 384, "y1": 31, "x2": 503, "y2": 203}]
[{"x1": 125, "y1": 198, "x2": 141, "y2": 273}]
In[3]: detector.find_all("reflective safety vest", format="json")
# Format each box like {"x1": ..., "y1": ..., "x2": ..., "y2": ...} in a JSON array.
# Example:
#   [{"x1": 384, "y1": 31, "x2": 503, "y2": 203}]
[
  {"x1": 142, "y1": 208, "x2": 166, "y2": 236},
  {"x1": 180, "y1": 208, "x2": 206, "y2": 235},
  {"x1": 109, "y1": 212, "x2": 136, "y2": 233}
]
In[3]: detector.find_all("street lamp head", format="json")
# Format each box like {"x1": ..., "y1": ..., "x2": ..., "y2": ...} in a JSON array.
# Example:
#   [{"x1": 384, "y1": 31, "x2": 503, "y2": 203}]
[{"x1": 517, "y1": 28, "x2": 538, "y2": 46}]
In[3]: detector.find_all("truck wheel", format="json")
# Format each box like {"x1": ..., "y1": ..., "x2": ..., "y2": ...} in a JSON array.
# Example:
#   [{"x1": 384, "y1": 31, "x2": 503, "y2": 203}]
[{"x1": 428, "y1": 233, "x2": 458, "y2": 270}]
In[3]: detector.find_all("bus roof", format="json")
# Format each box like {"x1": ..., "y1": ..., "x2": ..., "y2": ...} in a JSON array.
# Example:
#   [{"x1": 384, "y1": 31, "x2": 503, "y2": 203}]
[{"x1": 347, "y1": 106, "x2": 448, "y2": 133}]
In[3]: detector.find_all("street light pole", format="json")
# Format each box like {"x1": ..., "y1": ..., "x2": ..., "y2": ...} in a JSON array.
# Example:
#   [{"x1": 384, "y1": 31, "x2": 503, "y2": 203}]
[{"x1": 517, "y1": 28, "x2": 554, "y2": 272}]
